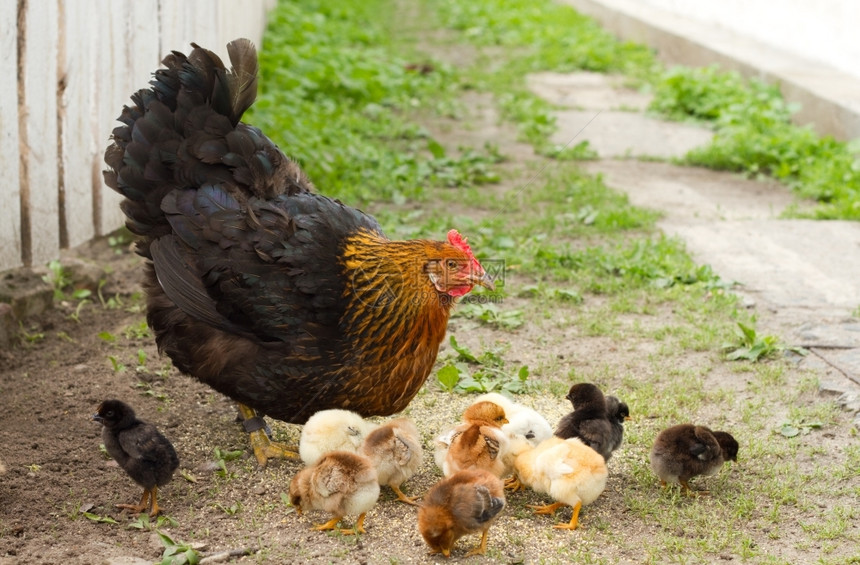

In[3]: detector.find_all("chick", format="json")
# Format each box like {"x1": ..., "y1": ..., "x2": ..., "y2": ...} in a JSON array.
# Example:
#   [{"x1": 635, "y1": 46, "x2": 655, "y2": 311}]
[
  {"x1": 603, "y1": 395, "x2": 630, "y2": 461},
  {"x1": 443, "y1": 401, "x2": 509, "y2": 478},
  {"x1": 418, "y1": 469, "x2": 506, "y2": 557},
  {"x1": 299, "y1": 409, "x2": 379, "y2": 465},
  {"x1": 514, "y1": 436, "x2": 608, "y2": 530},
  {"x1": 93, "y1": 399, "x2": 179, "y2": 517},
  {"x1": 554, "y1": 383, "x2": 618, "y2": 461},
  {"x1": 289, "y1": 450, "x2": 380, "y2": 535},
  {"x1": 475, "y1": 392, "x2": 553, "y2": 448},
  {"x1": 360, "y1": 418, "x2": 423, "y2": 505},
  {"x1": 650, "y1": 424, "x2": 739, "y2": 495}
]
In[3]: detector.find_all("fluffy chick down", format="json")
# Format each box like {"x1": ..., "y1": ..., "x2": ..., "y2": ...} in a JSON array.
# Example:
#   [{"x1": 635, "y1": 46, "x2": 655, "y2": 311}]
[
  {"x1": 299, "y1": 409, "x2": 379, "y2": 465},
  {"x1": 360, "y1": 418, "x2": 423, "y2": 504},
  {"x1": 289, "y1": 450, "x2": 380, "y2": 535},
  {"x1": 418, "y1": 469, "x2": 506, "y2": 557}
]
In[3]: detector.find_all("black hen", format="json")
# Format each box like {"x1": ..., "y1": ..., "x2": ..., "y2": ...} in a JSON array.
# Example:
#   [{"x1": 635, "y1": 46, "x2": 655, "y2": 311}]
[
  {"x1": 93, "y1": 399, "x2": 179, "y2": 516},
  {"x1": 103, "y1": 40, "x2": 491, "y2": 466}
]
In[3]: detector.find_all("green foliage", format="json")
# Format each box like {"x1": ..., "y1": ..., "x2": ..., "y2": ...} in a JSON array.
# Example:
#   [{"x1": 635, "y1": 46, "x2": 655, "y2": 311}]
[
  {"x1": 213, "y1": 447, "x2": 244, "y2": 479},
  {"x1": 249, "y1": 0, "x2": 499, "y2": 206},
  {"x1": 434, "y1": 0, "x2": 657, "y2": 77},
  {"x1": 157, "y1": 531, "x2": 201, "y2": 565},
  {"x1": 42, "y1": 260, "x2": 72, "y2": 300},
  {"x1": 650, "y1": 65, "x2": 860, "y2": 220},
  {"x1": 436, "y1": 336, "x2": 530, "y2": 394},
  {"x1": 722, "y1": 320, "x2": 807, "y2": 362},
  {"x1": 777, "y1": 418, "x2": 823, "y2": 438},
  {"x1": 82, "y1": 512, "x2": 119, "y2": 525}
]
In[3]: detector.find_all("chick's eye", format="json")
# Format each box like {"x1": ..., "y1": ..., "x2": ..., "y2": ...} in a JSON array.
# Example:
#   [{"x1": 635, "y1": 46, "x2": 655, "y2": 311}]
[{"x1": 106, "y1": 411, "x2": 114, "y2": 417}]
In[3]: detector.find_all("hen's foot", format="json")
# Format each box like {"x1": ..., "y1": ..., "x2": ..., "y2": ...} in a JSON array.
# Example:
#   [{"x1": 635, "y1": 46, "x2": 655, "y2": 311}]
[{"x1": 238, "y1": 404, "x2": 299, "y2": 467}]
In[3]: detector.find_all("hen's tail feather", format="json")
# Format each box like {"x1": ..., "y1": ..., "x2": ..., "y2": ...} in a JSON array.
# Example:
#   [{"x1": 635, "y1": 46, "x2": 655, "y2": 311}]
[{"x1": 104, "y1": 38, "x2": 312, "y2": 259}]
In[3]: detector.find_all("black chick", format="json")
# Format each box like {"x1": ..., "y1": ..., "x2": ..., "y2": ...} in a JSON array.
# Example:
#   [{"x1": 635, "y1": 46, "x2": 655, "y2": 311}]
[
  {"x1": 554, "y1": 383, "x2": 616, "y2": 461},
  {"x1": 93, "y1": 399, "x2": 179, "y2": 516},
  {"x1": 649, "y1": 424, "x2": 738, "y2": 495},
  {"x1": 604, "y1": 395, "x2": 630, "y2": 461}
]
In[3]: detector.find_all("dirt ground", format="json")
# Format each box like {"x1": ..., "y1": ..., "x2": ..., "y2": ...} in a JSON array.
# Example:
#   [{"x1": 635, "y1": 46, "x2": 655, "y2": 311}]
[{"x1": 2, "y1": 15, "x2": 859, "y2": 565}]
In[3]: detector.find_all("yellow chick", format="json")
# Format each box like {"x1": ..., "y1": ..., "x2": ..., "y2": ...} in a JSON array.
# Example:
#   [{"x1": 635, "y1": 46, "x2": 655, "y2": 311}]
[
  {"x1": 418, "y1": 469, "x2": 506, "y2": 558},
  {"x1": 360, "y1": 418, "x2": 424, "y2": 505},
  {"x1": 289, "y1": 450, "x2": 380, "y2": 535},
  {"x1": 514, "y1": 436, "x2": 608, "y2": 530},
  {"x1": 299, "y1": 409, "x2": 379, "y2": 465},
  {"x1": 443, "y1": 401, "x2": 509, "y2": 478}
]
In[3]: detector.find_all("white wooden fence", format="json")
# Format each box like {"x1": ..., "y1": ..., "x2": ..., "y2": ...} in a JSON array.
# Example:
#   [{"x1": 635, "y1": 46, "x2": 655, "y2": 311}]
[{"x1": 0, "y1": 0, "x2": 274, "y2": 273}]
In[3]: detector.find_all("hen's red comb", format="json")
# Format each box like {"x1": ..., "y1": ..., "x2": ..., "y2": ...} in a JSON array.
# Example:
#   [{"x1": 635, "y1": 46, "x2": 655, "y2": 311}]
[{"x1": 447, "y1": 229, "x2": 483, "y2": 272}]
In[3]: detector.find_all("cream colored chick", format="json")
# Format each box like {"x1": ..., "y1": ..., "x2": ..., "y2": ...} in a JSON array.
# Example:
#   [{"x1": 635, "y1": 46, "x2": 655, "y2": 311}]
[
  {"x1": 443, "y1": 401, "x2": 509, "y2": 478},
  {"x1": 475, "y1": 393, "x2": 553, "y2": 448},
  {"x1": 289, "y1": 450, "x2": 380, "y2": 535},
  {"x1": 514, "y1": 436, "x2": 608, "y2": 530},
  {"x1": 418, "y1": 469, "x2": 506, "y2": 558},
  {"x1": 360, "y1": 418, "x2": 423, "y2": 505},
  {"x1": 299, "y1": 409, "x2": 379, "y2": 465}
]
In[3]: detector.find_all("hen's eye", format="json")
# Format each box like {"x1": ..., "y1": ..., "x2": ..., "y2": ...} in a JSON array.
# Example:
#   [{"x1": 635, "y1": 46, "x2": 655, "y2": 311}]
[{"x1": 446, "y1": 259, "x2": 458, "y2": 269}]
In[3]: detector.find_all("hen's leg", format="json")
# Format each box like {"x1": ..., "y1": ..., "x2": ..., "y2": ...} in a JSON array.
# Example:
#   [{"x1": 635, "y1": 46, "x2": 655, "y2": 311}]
[
  {"x1": 237, "y1": 404, "x2": 299, "y2": 466},
  {"x1": 116, "y1": 488, "x2": 151, "y2": 514},
  {"x1": 553, "y1": 501, "x2": 582, "y2": 530}
]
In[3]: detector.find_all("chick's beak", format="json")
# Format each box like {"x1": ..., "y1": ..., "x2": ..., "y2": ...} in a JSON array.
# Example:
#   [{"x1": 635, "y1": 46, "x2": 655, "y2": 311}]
[{"x1": 92, "y1": 413, "x2": 103, "y2": 423}]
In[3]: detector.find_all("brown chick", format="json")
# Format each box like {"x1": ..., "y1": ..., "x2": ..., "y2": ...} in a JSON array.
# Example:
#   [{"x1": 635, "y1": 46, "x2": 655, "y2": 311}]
[
  {"x1": 514, "y1": 436, "x2": 608, "y2": 530},
  {"x1": 360, "y1": 418, "x2": 423, "y2": 505},
  {"x1": 443, "y1": 401, "x2": 509, "y2": 478},
  {"x1": 289, "y1": 451, "x2": 380, "y2": 534},
  {"x1": 650, "y1": 424, "x2": 739, "y2": 495},
  {"x1": 93, "y1": 399, "x2": 179, "y2": 517},
  {"x1": 418, "y1": 469, "x2": 506, "y2": 557}
]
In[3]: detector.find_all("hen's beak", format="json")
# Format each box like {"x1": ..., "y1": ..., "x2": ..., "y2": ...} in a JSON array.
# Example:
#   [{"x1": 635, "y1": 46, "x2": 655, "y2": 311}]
[{"x1": 471, "y1": 271, "x2": 495, "y2": 291}]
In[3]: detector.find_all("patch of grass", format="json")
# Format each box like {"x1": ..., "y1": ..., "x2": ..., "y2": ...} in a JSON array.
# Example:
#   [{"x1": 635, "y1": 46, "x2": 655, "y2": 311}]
[
  {"x1": 249, "y1": 0, "x2": 500, "y2": 207},
  {"x1": 649, "y1": 65, "x2": 860, "y2": 220}
]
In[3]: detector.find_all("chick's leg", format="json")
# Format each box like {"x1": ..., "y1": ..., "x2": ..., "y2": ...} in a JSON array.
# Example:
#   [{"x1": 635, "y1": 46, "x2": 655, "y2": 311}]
[
  {"x1": 553, "y1": 501, "x2": 582, "y2": 530},
  {"x1": 148, "y1": 486, "x2": 163, "y2": 517},
  {"x1": 340, "y1": 512, "x2": 368, "y2": 535},
  {"x1": 527, "y1": 501, "x2": 566, "y2": 515},
  {"x1": 504, "y1": 475, "x2": 526, "y2": 492},
  {"x1": 238, "y1": 404, "x2": 299, "y2": 466},
  {"x1": 464, "y1": 529, "x2": 490, "y2": 557},
  {"x1": 116, "y1": 488, "x2": 151, "y2": 514},
  {"x1": 390, "y1": 485, "x2": 420, "y2": 505},
  {"x1": 312, "y1": 516, "x2": 343, "y2": 532}
]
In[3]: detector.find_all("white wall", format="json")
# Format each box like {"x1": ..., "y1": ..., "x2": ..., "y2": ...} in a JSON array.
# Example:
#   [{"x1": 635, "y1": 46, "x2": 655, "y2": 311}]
[
  {"x1": 633, "y1": 0, "x2": 860, "y2": 81},
  {"x1": 0, "y1": 0, "x2": 274, "y2": 272}
]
